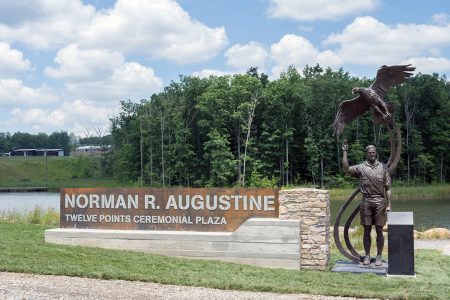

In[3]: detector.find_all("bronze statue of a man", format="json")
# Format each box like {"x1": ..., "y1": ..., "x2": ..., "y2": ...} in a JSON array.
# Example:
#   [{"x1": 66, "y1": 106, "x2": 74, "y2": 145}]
[{"x1": 342, "y1": 141, "x2": 392, "y2": 267}]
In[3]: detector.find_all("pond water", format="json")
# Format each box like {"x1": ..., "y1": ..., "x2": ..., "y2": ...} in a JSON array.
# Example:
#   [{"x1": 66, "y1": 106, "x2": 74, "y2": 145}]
[
  {"x1": 0, "y1": 192, "x2": 448, "y2": 230},
  {"x1": 330, "y1": 197, "x2": 450, "y2": 230}
]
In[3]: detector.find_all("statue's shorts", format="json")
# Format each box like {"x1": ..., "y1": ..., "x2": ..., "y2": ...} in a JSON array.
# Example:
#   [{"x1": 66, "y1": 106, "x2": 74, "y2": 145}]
[{"x1": 360, "y1": 198, "x2": 386, "y2": 226}]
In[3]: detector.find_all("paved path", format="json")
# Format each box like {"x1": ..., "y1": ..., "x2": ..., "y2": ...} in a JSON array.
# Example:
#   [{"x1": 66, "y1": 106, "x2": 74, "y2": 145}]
[{"x1": 0, "y1": 272, "x2": 376, "y2": 300}]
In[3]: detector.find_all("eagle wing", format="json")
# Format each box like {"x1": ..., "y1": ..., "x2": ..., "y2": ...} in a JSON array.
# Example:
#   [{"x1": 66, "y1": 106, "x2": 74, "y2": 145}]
[
  {"x1": 370, "y1": 64, "x2": 415, "y2": 97},
  {"x1": 333, "y1": 96, "x2": 370, "y2": 137}
]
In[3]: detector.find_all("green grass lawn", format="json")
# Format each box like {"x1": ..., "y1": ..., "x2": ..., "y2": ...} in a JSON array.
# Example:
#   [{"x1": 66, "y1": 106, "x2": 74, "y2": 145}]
[
  {"x1": 0, "y1": 221, "x2": 448, "y2": 300},
  {"x1": 0, "y1": 156, "x2": 85, "y2": 182}
]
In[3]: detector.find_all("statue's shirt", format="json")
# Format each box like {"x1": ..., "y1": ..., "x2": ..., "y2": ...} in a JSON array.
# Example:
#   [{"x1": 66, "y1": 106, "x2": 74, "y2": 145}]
[{"x1": 348, "y1": 160, "x2": 391, "y2": 202}]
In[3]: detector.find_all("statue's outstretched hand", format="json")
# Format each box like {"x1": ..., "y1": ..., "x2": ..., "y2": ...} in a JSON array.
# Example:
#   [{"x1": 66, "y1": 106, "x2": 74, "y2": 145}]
[{"x1": 342, "y1": 140, "x2": 349, "y2": 152}]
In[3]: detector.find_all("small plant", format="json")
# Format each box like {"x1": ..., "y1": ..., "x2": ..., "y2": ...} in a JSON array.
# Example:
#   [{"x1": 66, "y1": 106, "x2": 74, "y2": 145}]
[
  {"x1": 0, "y1": 208, "x2": 22, "y2": 223},
  {"x1": 27, "y1": 207, "x2": 42, "y2": 224},
  {"x1": 41, "y1": 208, "x2": 59, "y2": 226}
]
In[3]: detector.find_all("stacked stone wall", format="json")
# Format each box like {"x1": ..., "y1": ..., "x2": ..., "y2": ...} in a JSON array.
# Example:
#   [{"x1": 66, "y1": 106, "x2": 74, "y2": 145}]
[{"x1": 279, "y1": 188, "x2": 330, "y2": 270}]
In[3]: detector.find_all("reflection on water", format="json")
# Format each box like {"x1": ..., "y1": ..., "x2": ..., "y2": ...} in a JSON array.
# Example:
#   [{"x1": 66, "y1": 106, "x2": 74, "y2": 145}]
[
  {"x1": 0, "y1": 192, "x2": 448, "y2": 230},
  {"x1": 331, "y1": 197, "x2": 450, "y2": 230}
]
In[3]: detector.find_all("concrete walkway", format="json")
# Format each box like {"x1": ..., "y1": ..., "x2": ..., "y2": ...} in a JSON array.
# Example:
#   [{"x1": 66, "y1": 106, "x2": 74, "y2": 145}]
[{"x1": 415, "y1": 239, "x2": 450, "y2": 255}]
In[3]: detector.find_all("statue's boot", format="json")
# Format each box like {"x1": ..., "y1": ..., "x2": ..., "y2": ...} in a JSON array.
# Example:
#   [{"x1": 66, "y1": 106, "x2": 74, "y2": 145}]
[
  {"x1": 363, "y1": 255, "x2": 371, "y2": 266},
  {"x1": 375, "y1": 255, "x2": 383, "y2": 267}
]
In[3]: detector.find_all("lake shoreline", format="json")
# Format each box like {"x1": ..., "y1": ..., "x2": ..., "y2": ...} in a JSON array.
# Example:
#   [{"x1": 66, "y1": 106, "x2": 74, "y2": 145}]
[
  {"x1": 0, "y1": 182, "x2": 448, "y2": 197},
  {"x1": 0, "y1": 187, "x2": 49, "y2": 193},
  {"x1": 330, "y1": 184, "x2": 450, "y2": 200},
  {"x1": 331, "y1": 195, "x2": 450, "y2": 201}
]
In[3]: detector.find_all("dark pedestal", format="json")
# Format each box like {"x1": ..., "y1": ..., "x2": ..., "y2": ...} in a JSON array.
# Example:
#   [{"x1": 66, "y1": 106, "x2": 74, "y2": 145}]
[{"x1": 387, "y1": 212, "x2": 414, "y2": 276}]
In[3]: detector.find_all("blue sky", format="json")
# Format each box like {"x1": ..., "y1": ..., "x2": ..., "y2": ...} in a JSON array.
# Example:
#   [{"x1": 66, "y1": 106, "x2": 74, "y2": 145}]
[{"x1": 1, "y1": 0, "x2": 449, "y2": 136}]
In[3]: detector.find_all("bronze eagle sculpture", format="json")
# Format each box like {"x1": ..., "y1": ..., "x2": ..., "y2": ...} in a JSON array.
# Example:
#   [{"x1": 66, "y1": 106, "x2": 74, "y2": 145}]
[{"x1": 333, "y1": 64, "x2": 415, "y2": 137}]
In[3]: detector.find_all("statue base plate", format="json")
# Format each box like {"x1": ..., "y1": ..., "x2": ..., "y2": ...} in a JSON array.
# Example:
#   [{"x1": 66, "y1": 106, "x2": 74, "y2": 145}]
[{"x1": 331, "y1": 260, "x2": 387, "y2": 275}]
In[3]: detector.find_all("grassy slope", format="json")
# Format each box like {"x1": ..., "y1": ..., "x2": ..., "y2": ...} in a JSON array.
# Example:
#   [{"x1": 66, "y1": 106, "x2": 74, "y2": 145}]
[
  {"x1": 0, "y1": 221, "x2": 449, "y2": 300},
  {"x1": 0, "y1": 156, "x2": 78, "y2": 182},
  {"x1": 0, "y1": 156, "x2": 121, "y2": 190}
]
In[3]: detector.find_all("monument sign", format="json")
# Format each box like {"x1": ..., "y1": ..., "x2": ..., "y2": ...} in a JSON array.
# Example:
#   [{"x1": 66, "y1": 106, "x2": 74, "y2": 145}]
[{"x1": 61, "y1": 188, "x2": 279, "y2": 232}]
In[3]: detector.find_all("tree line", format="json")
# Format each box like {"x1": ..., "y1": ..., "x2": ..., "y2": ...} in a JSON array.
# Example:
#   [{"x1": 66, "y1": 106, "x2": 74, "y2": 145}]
[
  {"x1": 108, "y1": 65, "x2": 449, "y2": 187},
  {"x1": 0, "y1": 131, "x2": 114, "y2": 156},
  {"x1": 0, "y1": 131, "x2": 72, "y2": 155},
  {"x1": 110, "y1": 65, "x2": 450, "y2": 188}
]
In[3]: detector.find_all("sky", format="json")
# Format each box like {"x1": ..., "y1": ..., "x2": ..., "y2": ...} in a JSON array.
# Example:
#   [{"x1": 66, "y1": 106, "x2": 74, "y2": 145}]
[{"x1": 1, "y1": 0, "x2": 449, "y2": 137}]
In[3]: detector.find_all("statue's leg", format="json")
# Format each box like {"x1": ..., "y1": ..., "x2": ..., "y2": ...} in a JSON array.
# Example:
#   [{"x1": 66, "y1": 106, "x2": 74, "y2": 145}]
[
  {"x1": 363, "y1": 225, "x2": 372, "y2": 256},
  {"x1": 363, "y1": 225, "x2": 372, "y2": 265},
  {"x1": 360, "y1": 201, "x2": 373, "y2": 265},
  {"x1": 375, "y1": 102, "x2": 390, "y2": 119},
  {"x1": 375, "y1": 225, "x2": 384, "y2": 256},
  {"x1": 375, "y1": 225, "x2": 385, "y2": 266},
  {"x1": 379, "y1": 101, "x2": 391, "y2": 117},
  {"x1": 373, "y1": 104, "x2": 384, "y2": 116}
]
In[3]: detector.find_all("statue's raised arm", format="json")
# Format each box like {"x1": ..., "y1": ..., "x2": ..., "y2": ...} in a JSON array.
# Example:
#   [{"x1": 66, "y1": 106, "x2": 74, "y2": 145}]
[{"x1": 342, "y1": 140, "x2": 350, "y2": 174}]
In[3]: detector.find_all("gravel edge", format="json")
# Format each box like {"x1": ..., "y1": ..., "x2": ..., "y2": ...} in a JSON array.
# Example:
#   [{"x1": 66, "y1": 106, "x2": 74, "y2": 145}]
[{"x1": 0, "y1": 271, "x2": 379, "y2": 300}]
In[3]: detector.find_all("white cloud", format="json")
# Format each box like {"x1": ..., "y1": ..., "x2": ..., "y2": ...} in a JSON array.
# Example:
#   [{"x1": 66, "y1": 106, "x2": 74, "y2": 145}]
[
  {"x1": 65, "y1": 61, "x2": 163, "y2": 102},
  {"x1": 8, "y1": 99, "x2": 115, "y2": 135},
  {"x1": 324, "y1": 16, "x2": 450, "y2": 66},
  {"x1": 0, "y1": 42, "x2": 31, "y2": 75},
  {"x1": 432, "y1": 13, "x2": 450, "y2": 26},
  {"x1": 268, "y1": 0, "x2": 378, "y2": 21},
  {"x1": 60, "y1": 100, "x2": 114, "y2": 135},
  {"x1": 298, "y1": 25, "x2": 314, "y2": 32},
  {"x1": 192, "y1": 69, "x2": 233, "y2": 78},
  {"x1": 0, "y1": 79, "x2": 58, "y2": 105},
  {"x1": 45, "y1": 45, "x2": 163, "y2": 102},
  {"x1": 0, "y1": 2, "x2": 44, "y2": 26},
  {"x1": 11, "y1": 108, "x2": 66, "y2": 131},
  {"x1": 270, "y1": 34, "x2": 342, "y2": 76},
  {"x1": 45, "y1": 44, "x2": 123, "y2": 81},
  {"x1": 0, "y1": 0, "x2": 227, "y2": 64},
  {"x1": 0, "y1": 0, "x2": 95, "y2": 49},
  {"x1": 401, "y1": 57, "x2": 450, "y2": 74},
  {"x1": 225, "y1": 42, "x2": 268, "y2": 72},
  {"x1": 80, "y1": 0, "x2": 227, "y2": 64}
]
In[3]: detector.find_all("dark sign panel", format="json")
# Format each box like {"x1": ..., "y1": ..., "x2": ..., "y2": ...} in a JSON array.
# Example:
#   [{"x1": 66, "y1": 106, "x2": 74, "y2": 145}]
[{"x1": 60, "y1": 188, "x2": 279, "y2": 232}]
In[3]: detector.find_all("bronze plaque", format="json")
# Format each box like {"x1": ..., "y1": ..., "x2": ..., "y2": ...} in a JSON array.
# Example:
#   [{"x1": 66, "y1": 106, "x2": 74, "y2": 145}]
[{"x1": 60, "y1": 188, "x2": 279, "y2": 232}]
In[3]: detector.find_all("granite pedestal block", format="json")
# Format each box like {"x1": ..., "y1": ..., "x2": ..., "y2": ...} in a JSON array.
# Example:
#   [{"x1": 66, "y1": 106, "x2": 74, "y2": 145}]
[{"x1": 387, "y1": 212, "x2": 414, "y2": 276}]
